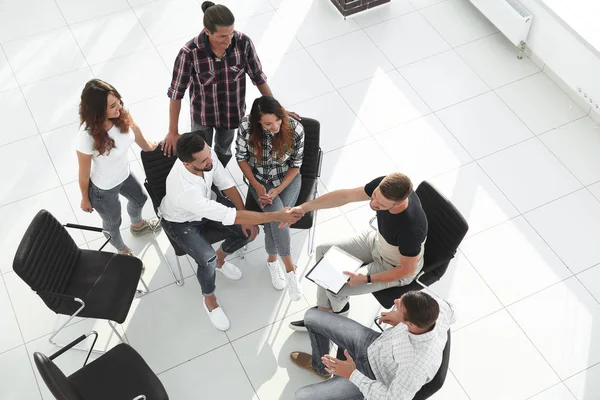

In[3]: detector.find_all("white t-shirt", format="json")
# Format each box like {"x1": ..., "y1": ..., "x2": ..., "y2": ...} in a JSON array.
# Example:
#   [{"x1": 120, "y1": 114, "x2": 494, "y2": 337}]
[{"x1": 77, "y1": 124, "x2": 134, "y2": 190}]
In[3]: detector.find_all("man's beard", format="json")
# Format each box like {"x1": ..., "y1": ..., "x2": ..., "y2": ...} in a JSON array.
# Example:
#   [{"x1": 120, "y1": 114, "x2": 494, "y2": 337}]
[{"x1": 192, "y1": 164, "x2": 213, "y2": 172}]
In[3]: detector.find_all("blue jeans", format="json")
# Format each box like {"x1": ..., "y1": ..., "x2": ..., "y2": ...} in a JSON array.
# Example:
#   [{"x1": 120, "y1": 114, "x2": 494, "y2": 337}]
[
  {"x1": 191, "y1": 121, "x2": 235, "y2": 167},
  {"x1": 296, "y1": 308, "x2": 379, "y2": 400},
  {"x1": 161, "y1": 196, "x2": 254, "y2": 296},
  {"x1": 248, "y1": 174, "x2": 301, "y2": 257},
  {"x1": 88, "y1": 173, "x2": 147, "y2": 252}
]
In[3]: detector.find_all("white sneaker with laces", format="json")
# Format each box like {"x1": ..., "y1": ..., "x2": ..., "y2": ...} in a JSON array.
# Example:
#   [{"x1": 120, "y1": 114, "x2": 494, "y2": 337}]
[
  {"x1": 202, "y1": 301, "x2": 230, "y2": 331},
  {"x1": 285, "y1": 270, "x2": 302, "y2": 302},
  {"x1": 266, "y1": 260, "x2": 286, "y2": 290},
  {"x1": 217, "y1": 260, "x2": 242, "y2": 280}
]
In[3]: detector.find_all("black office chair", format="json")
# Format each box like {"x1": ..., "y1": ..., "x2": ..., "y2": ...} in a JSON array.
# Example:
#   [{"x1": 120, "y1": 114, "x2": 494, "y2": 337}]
[
  {"x1": 242, "y1": 117, "x2": 323, "y2": 255},
  {"x1": 13, "y1": 210, "x2": 147, "y2": 349},
  {"x1": 414, "y1": 330, "x2": 451, "y2": 400},
  {"x1": 140, "y1": 139, "x2": 244, "y2": 286},
  {"x1": 372, "y1": 181, "x2": 469, "y2": 308},
  {"x1": 34, "y1": 331, "x2": 168, "y2": 400}
]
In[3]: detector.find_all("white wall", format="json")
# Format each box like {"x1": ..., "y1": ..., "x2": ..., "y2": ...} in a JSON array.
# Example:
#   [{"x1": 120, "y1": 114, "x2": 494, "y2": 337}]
[{"x1": 504, "y1": 0, "x2": 600, "y2": 116}]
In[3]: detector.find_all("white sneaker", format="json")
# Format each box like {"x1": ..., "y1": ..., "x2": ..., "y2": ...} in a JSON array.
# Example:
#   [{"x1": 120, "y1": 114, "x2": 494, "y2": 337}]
[
  {"x1": 285, "y1": 270, "x2": 302, "y2": 302},
  {"x1": 266, "y1": 260, "x2": 286, "y2": 290},
  {"x1": 203, "y1": 301, "x2": 230, "y2": 331},
  {"x1": 217, "y1": 261, "x2": 242, "y2": 280}
]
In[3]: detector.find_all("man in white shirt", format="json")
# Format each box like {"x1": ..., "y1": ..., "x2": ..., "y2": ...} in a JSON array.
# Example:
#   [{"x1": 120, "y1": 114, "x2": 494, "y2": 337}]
[
  {"x1": 159, "y1": 132, "x2": 302, "y2": 331},
  {"x1": 290, "y1": 291, "x2": 455, "y2": 400}
]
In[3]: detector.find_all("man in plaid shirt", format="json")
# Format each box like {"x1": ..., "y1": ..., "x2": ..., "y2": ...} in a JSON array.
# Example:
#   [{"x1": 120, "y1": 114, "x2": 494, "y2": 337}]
[{"x1": 162, "y1": 2, "x2": 297, "y2": 165}]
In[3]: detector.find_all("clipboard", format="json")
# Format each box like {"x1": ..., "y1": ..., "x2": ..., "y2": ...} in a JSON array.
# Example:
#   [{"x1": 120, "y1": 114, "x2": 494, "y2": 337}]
[{"x1": 305, "y1": 246, "x2": 364, "y2": 294}]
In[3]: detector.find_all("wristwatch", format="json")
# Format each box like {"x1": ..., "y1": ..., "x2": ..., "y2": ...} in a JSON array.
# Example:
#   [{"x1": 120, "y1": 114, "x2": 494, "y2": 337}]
[{"x1": 366, "y1": 274, "x2": 372, "y2": 284}]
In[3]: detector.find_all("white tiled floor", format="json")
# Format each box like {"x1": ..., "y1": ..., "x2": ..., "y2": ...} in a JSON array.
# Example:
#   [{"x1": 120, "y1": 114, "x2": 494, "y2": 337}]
[{"x1": 1, "y1": 1, "x2": 600, "y2": 399}]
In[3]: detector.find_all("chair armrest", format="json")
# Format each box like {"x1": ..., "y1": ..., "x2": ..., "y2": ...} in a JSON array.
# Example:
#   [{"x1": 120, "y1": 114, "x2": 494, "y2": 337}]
[
  {"x1": 64, "y1": 223, "x2": 111, "y2": 251},
  {"x1": 369, "y1": 216, "x2": 376, "y2": 231},
  {"x1": 49, "y1": 331, "x2": 99, "y2": 366},
  {"x1": 37, "y1": 291, "x2": 84, "y2": 305},
  {"x1": 64, "y1": 223, "x2": 104, "y2": 233},
  {"x1": 316, "y1": 148, "x2": 323, "y2": 178}
]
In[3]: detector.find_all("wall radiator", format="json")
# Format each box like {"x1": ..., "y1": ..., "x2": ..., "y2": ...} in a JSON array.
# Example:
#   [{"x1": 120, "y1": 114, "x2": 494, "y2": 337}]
[{"x1": 468, "y1": 0, "x2": 533, "y2": 58}]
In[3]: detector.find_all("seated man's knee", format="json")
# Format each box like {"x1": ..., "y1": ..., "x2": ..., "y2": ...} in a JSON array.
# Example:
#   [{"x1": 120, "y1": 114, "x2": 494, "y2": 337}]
[
  {"x1": 304, "y1": 307, "x2": 325, "y2": 328},
  {"x1": 295, "y1": 385, "x2": 316, "y2": 400}
]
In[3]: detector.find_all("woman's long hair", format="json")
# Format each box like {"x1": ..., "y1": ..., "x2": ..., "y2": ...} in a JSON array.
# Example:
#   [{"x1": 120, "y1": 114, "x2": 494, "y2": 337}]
[
  {"x1": 248, "y1": 96, "x2": 293, "y2": 163},
  {"x1": 79, "y1": 79, "x2": 132, "y2": 155}
]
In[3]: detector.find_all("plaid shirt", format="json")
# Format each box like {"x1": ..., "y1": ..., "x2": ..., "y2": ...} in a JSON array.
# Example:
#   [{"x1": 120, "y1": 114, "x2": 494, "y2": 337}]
[
  {"x1": 349, "y1": 299, "x2": 456, "y2": 400},
  {"x1": 235, "y1": 116, "x2": 304, "y2": 187},
  {"x1": 167, "y1": 31, "x2": 267, "y2": 129}
]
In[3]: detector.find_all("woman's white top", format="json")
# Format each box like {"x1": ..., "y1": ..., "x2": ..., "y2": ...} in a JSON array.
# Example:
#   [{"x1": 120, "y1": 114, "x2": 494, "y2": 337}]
[{"x1": 77, "y1": 123, "x2": 134, "y2": 190}]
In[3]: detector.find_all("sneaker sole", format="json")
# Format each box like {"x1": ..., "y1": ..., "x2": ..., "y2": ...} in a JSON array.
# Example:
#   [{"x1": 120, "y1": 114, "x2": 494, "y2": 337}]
[
  {"x1": 130, "y1": 227, "x2": 161, "y2": 237},
  {"x1": 289, "y1": 322, "x2": 308, "y2": 332}
]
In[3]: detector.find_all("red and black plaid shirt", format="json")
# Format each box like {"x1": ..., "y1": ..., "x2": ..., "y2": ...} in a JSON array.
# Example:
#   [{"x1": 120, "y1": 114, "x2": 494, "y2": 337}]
[{"x1": 167, "y1": 31, "x2": 267, "y2": 129}]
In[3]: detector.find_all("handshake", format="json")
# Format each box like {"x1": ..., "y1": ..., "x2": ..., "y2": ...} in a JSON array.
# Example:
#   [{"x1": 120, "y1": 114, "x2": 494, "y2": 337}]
[{"x1": 275, "y1": 206, "x2": 305, "y2": 228}]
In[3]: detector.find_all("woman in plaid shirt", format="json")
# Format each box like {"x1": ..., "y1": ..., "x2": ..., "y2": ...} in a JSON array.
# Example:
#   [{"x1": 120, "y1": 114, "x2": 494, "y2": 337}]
[{"x1": 236, "y1": 96, "x2": 305, "y2": 301}]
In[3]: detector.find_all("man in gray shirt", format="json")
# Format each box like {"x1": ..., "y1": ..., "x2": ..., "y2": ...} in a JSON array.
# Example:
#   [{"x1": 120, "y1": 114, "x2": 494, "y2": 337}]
[{"x1": 290, "y1": 291, "x2": 455, "y2": 400}]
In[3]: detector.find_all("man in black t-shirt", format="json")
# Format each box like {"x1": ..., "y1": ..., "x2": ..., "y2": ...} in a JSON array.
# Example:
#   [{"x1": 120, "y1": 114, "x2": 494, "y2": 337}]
[{"x1": 289, "y1": 173, "x2": 428, "y2": 331}]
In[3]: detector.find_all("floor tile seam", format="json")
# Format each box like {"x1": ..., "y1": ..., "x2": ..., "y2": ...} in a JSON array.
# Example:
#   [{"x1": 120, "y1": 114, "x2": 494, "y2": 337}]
[
  {"x1": 1, "y1": 271, "x2": 44, "y2": 398},
  {"x1": 153, "y1": 340, "x2": 232, "y2": 376},
  {"x1": 225, "y1": 306, "x2": 311, "y2": 345},
  {"x1": 9, "y1": 13, "x2": 86, "y2": 232},
  {"x1": 524, "y1": 382, "x2": 573, "y2": 400},
  {"x1": 229, "y1": 340, "x2": 262, "y2": 399},
  {"x1": 0, "y1": 16, "x2": 68, "y2": 47},
  {"x1": 0, "y1": 178, "x2": 63, "y2": 210},
  {"x1": 411, "y1": 11, "x2": 501, "y2": 104},
  {"x1": 534, "y1": 122, "x2": 590, "y2": 188},
  {"x1": 504, "y1": 306, "x2": 564, "y2": 384},
  {"x1": 572, "y1": 273, "x2": 600, "y2": 305},
  {"x1": 0, "y1": 275, "x2": 27, "y2": 353},
  {"x1": 352, "y1": 2, "x2": 417, "y2": 30},
  {"x1": 57, "y1": 1, "x2": 133, "y2": 27},
  {"x1": 446, "y1": 368, "x2": 474, "y2": 400},
  {"x1": 8, "y1": 64, "x2": 93, "y2": 90}
]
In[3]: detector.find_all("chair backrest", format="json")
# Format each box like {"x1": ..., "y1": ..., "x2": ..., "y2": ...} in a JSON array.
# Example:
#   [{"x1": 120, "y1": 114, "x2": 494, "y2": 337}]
[
  {"x1": 298, "y1": 118, "x2": 322, "y2": 179},
  {"x1": 139, "y1": 144, "x2": 178, "y2": 213},
  {"x1": 13, "y1": 210, "x2": 81, "y2": 310},
  {"x1": 416, "y1": 181, "x2": 468, "y2": 275},
  {"x1": 33, "y1": 352, "x2": 84, "y2": 400},
  {"x1": 413, "y1": 330, "x2": 451, "y2": 400}
]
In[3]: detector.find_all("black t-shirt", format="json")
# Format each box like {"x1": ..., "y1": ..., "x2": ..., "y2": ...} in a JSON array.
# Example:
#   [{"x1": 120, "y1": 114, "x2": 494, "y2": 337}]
[{"x1": 364, "y1": 177, "x2": 428, "y2": 257}]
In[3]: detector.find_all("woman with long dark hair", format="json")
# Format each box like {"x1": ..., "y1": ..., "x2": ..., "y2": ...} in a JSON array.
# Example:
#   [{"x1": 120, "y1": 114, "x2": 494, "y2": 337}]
[
  {"x1": 76, "y1": 79, "x2": 159, "y2": 256},
  {"x1": 236, "y1": 96, "x2": 304, "y2": 301}
]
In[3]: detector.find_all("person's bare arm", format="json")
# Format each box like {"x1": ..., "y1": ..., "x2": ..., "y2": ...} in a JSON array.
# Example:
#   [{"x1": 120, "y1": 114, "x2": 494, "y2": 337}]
[
  {"x1": 130, "y1": 119, "x2": 157, "y2": 152},
  {"x1": 76, "y1": 151, "x2": 93, "y2": 213},
  {"x1": 257, "y1": 83, "x2": 273, "y2": 97},
  {"x1": 162, "y1": 99, "x2": 182, "y2": 156},
  {"x1": 294, "y1": 186, "x2": 370, "y2": 214},
  {"x1": 233, "y1": 208, "x2": 301, "y2": 226},
  {"x1": 222, "y1": 186, "x2": 245, "y2": 211}
]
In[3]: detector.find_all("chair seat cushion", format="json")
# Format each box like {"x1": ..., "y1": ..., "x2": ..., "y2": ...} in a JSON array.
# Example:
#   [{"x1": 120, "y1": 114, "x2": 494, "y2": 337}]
[
  {"x1": 68, "y1": 343, "x2": 168, "y2": 400},
  {"x1": 58, "y1": 250, "x2": 142, "y2": 323}
]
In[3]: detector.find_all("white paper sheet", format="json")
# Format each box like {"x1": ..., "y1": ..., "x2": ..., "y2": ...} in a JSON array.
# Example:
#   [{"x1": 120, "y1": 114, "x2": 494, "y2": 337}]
[{"x1": 306, "y1": 246, "x2": 364, "y2": 294}]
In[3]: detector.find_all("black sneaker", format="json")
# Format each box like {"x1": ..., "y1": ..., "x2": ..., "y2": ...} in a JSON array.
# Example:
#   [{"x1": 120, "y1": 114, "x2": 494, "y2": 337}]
[{"x1": 289, "y1": 303, "x2": 350, "y2": 332}]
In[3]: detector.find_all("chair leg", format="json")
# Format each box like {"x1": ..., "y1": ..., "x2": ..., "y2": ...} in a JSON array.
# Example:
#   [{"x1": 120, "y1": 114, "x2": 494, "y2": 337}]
[
  {"x1": 238, "y1": 245, "x2": 247, "y2": 260},
  {"x1": 152, "y1": 225, "x2": 185, "y2": 287},
  {"x1": 136, "y1": 276, "x2": 150, "y2": 297},
  {"x1": 48, "y1": 299, "x2": 104, "y2": 354},
  {"x1": 307, "y1": 209, "x2": 318, "y2": 257},
  {"x1": 107, "y1": 320, "x2": 129, "y2": 344}
]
